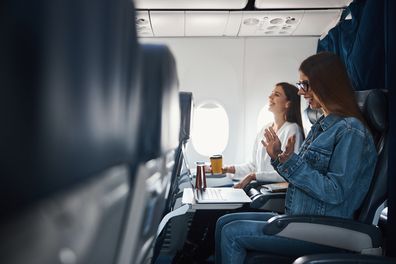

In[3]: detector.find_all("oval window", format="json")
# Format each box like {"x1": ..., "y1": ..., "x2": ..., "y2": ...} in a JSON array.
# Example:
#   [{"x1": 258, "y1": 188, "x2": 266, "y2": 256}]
[{"x1": 191, "y1": 102, "x2": 229, "y2": 156}]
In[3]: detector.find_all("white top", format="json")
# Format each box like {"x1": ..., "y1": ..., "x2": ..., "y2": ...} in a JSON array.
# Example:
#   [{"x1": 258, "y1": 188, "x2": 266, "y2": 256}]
[{"x1": 233, "y1": 121, "x2": 304, "y2": 182}]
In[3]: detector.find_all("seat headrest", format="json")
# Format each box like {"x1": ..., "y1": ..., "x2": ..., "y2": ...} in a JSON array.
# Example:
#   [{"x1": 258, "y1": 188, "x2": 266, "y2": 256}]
[
  {"x1": 355, "y1": 89, "x2": 388, "y2": 133},
  {"x1": 0, "y1": 0, "x2": 140, "y2": 215},
  {"x1": 305, "y1": 90, "x2": 388, "y2": 133},
  {"x1": 140, "y1": 44, "x2": 180, "y2": 161},
  {"x1": 306, "y1": 107, "x2": 323, "y2": 124},
  {"x1": 179, "y1": 92, "x2": 194, "y2": 143}
]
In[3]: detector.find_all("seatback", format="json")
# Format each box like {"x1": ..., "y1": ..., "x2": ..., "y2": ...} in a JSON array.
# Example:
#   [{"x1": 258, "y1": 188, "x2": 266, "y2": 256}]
[
  {"x1": 167, "y1": 92, "x2": 194, "y2": 212},
  {"x1": 245, "y1": 90, "x2": 389, "y2": 263},
  {"x1": 116, "y1": 44, "x2": 180, "y2": 264},
  {"x1": 355, "y1": 90, "x2": 388, "y2": 224},
  {"x1": 305, "y1": 107, "x2": 323, "y2": 125},
  {"x1": 151, "y1": 92, "x2": 194, "y2": 262},
  {"x1": 179, "y1": 92, "x2": 194, "y2": 146},
  {"x1": 0, "y1": 0, "x2": 141, "y2": 263}
]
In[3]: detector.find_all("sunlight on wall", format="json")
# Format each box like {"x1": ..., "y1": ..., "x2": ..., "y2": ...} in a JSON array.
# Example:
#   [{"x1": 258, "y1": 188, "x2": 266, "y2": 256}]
[
  {"x1": 256, "y1": 104, "x2": 273, "y2": 132},
  {"x1": 191, "y1": 102, "x2": 229, "y2": 157}
]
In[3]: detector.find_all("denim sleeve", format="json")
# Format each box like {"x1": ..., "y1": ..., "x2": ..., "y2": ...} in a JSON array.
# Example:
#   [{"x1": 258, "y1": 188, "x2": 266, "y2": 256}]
[{"x1": 275, "y1": 128, "x2": 375, "y2": 205}]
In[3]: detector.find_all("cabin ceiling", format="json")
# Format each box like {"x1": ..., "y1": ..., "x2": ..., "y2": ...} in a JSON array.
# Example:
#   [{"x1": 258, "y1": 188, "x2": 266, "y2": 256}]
[{"x1": 134, "y1": 0, "x2": 352, "y2": 38}]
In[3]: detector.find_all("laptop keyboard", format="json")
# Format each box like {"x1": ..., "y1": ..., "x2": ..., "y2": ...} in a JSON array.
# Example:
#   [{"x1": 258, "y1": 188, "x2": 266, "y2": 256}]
[{"x1": 197, "y1": 188, "x2": 224, "y2": 200}]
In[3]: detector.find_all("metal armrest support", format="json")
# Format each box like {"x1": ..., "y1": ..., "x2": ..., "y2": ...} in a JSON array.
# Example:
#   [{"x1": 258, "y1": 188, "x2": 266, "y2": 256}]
[
  {"x1": 293, "y1": 253, "x2": 396, "y2": 264},
  {"x1": 263, "y1": 215, "x2": 383, "y2": 254}
]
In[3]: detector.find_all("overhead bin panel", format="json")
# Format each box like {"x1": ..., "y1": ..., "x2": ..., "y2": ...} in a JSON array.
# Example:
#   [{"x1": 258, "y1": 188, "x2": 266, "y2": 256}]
[
  {"x1": 224, "y1": 12, "x2": 243, "y2": 36},
  {"x1": 238, "y1": 11, "x2": 304, "y2": 36},
  {"x1": 186, "y1": 12, "x2": 229, "y2": 36},
  {"x1": 136, "y1": 11, "x2": 154, "y2": 37},
  {"x1": 255, "y1": 0, "x2": 352, "y2": 9},
  {"x1": 146, "y1": 11, "x2": 242, "y2": 37},
  {"x1": 293, "y1": 10, "x2": 342, "y2": 36},
  {"x1": 138, "y1": 9, "x2": 342, "y2": 37},
  {"x1": 135, "y1": 0, "x2": 248, "y2": 10},
  {"x1": 150, "y1": 11, "x2": 184, "y2": 37}
]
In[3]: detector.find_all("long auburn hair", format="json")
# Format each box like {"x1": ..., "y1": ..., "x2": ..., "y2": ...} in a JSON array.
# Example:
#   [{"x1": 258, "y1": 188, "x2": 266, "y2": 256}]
[
  {"x1": 276, "y1": 82, "x2": 304, "y2": 133},
  {"x1": 299, "y1": 52, "x2": 366, "y2": 125}
]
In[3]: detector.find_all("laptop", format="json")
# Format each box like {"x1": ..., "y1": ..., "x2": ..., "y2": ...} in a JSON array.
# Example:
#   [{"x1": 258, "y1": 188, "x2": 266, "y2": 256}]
[
  {"x1": 181, "y1": 146, "x2": 251, "y2": 204},
  {"x1": 191, "y1": 187, "x2": 251, "y2": 204}
]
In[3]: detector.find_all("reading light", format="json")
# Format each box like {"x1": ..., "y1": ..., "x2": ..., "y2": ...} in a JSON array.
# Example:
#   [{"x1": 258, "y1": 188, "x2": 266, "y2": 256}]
[
  {"x1": 285, "y1": 17, "x2": 298, "y2": 24},
  {"x1": 267, "y1": 26, "x2": 279, "y2": 30},
  {"x1": 270, "y1": 18, "x2": 283, "y2": 24},
  {"x1": 136, "y1": 18, "x2": 148, "y2": 25},
  {"x1": 243, "y1": 18, "x2": 259, "y2": 25}
]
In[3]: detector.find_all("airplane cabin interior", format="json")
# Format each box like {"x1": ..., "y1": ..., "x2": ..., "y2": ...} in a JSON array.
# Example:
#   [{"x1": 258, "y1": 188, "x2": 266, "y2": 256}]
[{"x1": 0, "y1": 0, "x2": 395, "y2": 264}]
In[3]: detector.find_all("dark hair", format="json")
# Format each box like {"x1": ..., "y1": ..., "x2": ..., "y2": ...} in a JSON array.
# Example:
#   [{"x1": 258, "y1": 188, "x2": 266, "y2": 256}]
[
  {"x1": 276, "y1": 82, "x2": 304, "y2": 133},
  {"x1": 299, "y1": 52, "x2": 366, "y2": 125}
]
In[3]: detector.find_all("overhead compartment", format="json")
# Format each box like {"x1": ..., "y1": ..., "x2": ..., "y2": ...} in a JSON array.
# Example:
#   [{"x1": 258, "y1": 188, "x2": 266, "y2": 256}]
[
  {"x1": 135, "y1": 0, "x2": 248, "y2": 10},
  {"x1": 186, "y1": 12, "x2": 243, "y2": 36},
  {"x1": 254, "y1": 0, "x2": 352, "y2": 9},
  {"x1": 150, "y1": 11, "x2": 184, "y2": 36},
  {"x1": 146, "y1": 11, "x2": 243, "y2": 37},
  {"x1": 186, "y1": 11, "x2": 229, "y2": 36},
  {"x1": 136, "y1": 7, "x2": 343, "y2": 37}
]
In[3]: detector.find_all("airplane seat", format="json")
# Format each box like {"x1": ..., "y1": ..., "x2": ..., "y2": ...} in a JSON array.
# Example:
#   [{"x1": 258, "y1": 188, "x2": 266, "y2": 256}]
[
  {"x1": 245, "y1": 89, "x2": 388, "y2": 263},
  {"x1": 0, "y1": 0, "x2": 141, "y2": 263},
  {"x1": 248, "y1": 89, "x2": 387, "y2": 212},
  {"x1": 306, "y1": 107, "x2": 324, "y2": 125},
  {"x1": 166, "y1": 91, "x2": 194, "y2": 214},
  {"x1": 151, "y1": 91, "x2": 194, "y2": 263},
  {"x1": 116, "y1": 43, "x2": 180, "y2": 264}
]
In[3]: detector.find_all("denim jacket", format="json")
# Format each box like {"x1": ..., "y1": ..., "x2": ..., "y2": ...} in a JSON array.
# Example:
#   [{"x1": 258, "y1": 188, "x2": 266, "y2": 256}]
[{"x1": 272, "y1": 114, "x2": 377, "y2": 219}]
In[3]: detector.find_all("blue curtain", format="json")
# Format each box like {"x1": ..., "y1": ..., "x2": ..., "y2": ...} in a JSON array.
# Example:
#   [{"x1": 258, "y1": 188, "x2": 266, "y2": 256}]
[
  {"x1": 385, "y1": 0, "x2": 396, "y2": 257},
  {"x1": 318, "y1": 0, "x2": 385, "y2": 91}
]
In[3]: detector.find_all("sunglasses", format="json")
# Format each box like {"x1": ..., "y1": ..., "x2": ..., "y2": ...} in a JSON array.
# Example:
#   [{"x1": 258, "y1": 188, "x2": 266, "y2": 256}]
[{"x1": 296, "y1": 80, "x2": 310, "y2": 92}]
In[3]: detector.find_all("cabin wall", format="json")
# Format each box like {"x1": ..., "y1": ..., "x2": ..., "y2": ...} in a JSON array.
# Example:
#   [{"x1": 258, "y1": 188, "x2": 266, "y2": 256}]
[{"x1": 140, "y1": 37, "x2": 317, "y2": 166}]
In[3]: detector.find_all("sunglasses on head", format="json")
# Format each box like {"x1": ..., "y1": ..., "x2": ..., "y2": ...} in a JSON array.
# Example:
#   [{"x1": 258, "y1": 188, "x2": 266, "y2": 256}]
[{"x1": 296, "y1": 80, "x2": 310, "y2": 92}]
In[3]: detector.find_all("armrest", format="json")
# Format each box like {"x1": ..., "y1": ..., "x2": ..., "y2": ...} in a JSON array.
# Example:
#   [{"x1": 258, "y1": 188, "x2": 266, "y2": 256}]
[
  {"x1": 293, "y1": 253, "x2": 396, "y2": 264},
  {"x1": 244, "y1": 180, "x2": 275, "y2": 191},
  {"x1": 245, "y1": 181, "x2": 288, "y2": 212},
  {"x1": 263, "y1": 215, "x2": 382, "y2": 254},
  {"x1": 248, "y1": 188, "x2": 286, "y2": 213}
]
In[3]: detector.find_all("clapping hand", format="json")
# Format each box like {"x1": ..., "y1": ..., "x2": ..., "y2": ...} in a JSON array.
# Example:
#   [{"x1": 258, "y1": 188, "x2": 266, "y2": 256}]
[
  {"x1": 281, "y1": 134, "x2": 296, "y2": 162},
  {"x1": 261, "y1": 127, "x2": 282, "y2": 159},
  {"x1": 261, "y1": 127, "x2": 296, "y2": 163}
]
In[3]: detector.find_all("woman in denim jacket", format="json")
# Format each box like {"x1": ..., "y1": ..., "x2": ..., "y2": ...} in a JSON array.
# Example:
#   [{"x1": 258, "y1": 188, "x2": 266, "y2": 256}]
[{"x1": 215, "y1": 52, "x2": 377, "y2": 264}]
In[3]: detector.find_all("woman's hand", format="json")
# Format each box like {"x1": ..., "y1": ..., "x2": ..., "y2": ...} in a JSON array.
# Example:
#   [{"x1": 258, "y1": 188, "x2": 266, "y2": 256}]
[
  {"x1": 234, "y1": 173, "x2": 256, "y2": 189},
  {"x1": 222, "y1": 165, "x2": 235, "y2": 174},
  {"x1": 262, "y1": 127, "x2": 282, "y2": 159},
  {"x1": 278, "y1": 135, "x2": 296, "y2": 163}
]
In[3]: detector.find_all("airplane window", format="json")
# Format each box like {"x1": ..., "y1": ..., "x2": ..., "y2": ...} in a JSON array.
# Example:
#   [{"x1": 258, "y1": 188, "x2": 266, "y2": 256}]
[
  {"x1": 256, "y1": 104, "x2": 273, "y2": 132},
  {"x1": 191, "y1": 102, "x2": 229, "y2": 156}
]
